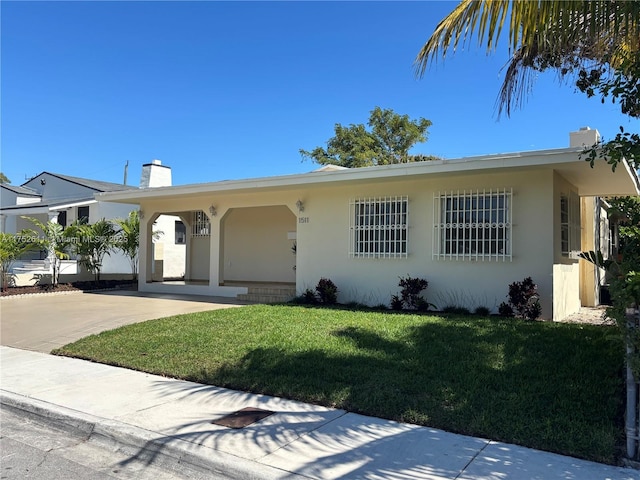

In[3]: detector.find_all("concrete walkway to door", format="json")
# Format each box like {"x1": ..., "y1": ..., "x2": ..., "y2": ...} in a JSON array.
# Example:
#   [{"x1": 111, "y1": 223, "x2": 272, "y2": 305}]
[{"x1": 0, "y1": 290, "x2": 246, "y2": 353}]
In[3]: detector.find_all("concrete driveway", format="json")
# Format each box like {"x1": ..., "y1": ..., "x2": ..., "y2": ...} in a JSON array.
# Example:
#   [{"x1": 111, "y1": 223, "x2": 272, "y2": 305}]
[{"x1": 0, "y1": 290, "x2": 245, "y2": 353}]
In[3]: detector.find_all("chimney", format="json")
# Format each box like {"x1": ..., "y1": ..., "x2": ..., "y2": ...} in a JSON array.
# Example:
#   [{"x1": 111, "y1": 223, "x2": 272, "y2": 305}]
[
  {"x1": 569, "y1": 127, "x2": 601, "y2": 148},
  {"x1": 140, "y1": 159, "x2": 172, "y2": 188}
]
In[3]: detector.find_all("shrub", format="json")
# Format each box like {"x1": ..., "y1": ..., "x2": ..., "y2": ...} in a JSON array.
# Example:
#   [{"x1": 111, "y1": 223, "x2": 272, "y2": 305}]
[
  {"x1": 390, "y1": 294, "x2": 403, "y2": 310},
  {"x1": 507, "y1": 277, "x2": 541, "y2": 321},
  {"x1": 474, "y1": 306, "x2": 491, "y2": 316},
  {"x1": 290, "y1": 289, "x2": 317, "y2": 305},
  {"x1": 498, "y1": 302, "x2": 514, "y2": 317},
  {"x1": 442, "y1": 305, "x2": 471, "y2": 315},
  {"x1": 398, "y1": 275, "x2": 428, "y2": 309},
  {"x1": 316, "y1": 278, "x2": 338, "y2": 305},
  {"x1": 302, "y1": 288, "x2": 318, "y2": 304}
]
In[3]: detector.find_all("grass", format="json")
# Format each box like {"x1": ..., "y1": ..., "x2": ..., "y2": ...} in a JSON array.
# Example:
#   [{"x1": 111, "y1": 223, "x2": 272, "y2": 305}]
[{"x1": 53, "y1": 304, "x2": 624, "y2": 464}]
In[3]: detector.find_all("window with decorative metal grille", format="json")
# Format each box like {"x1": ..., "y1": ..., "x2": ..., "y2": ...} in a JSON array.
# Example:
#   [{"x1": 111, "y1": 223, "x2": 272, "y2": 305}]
[
  {"x1": 349, "y1": 196, "x2": 408, "y2": 258},
  {"x1": 560, "y1": 191, "x2": 580, "y2": 256},
  {"x1": 433, "y1": 189, "x2": 512, "y2": 261},
  {"x1": 191, "y1": 211, "x2": 210, "y2": 237}
]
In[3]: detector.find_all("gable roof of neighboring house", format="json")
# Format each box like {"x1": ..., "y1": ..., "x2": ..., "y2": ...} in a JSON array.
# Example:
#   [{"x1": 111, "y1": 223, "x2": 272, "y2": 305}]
[
  {"x1": 96, "y1": 147, "x2": 640, "y2": 205},
  {"x1": 0, "y1": 184, "x2": 41, "y2": 197},
  {"x1": 23, "y1": 172, "x2": 137, "y2": 193},
  {"x1": 0, "y1": 172, "x2": 138, "y2": 215}
]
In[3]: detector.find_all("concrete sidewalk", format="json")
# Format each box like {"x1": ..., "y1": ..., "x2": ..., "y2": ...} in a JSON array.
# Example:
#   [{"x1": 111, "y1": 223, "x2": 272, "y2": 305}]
[{"x1": 1, "y1": 347, "x2": 637, "y2": 480}]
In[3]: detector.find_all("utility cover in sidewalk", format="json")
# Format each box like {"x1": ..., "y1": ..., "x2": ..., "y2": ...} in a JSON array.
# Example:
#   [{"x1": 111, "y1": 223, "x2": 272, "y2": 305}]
[{"x1": 211, "y1": 407, "x2": 275, "y2": 429}]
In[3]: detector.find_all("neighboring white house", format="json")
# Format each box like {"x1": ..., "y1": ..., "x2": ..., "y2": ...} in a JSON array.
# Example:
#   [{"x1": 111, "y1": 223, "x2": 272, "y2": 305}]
[
  {"x1": 95, "y1": 128, "x2": 640, "y2": 320},
  {"x1": 0, "y1": 160, "x2": 185, "y2": 282}
]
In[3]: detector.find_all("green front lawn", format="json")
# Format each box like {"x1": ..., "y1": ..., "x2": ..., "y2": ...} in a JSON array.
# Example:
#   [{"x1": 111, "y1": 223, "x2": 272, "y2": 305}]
[{"x1": 53, "y1": 305, "x2": 624, "y2": 464}]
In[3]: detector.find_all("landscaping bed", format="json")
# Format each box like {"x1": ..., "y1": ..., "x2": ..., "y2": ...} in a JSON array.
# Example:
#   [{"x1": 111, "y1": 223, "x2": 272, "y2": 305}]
[
  {"x1": 0, "y1": 279, "x2": 137, "y2": 297},
  {"x1": 54, "y1": 304, "x2": 625, "y2": 464}
]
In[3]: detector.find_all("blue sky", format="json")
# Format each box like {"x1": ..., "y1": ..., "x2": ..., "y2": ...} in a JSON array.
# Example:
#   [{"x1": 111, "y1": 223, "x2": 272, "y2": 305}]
[{"x1": 2, "y1": 1, "x2": 634, "y2": 188}]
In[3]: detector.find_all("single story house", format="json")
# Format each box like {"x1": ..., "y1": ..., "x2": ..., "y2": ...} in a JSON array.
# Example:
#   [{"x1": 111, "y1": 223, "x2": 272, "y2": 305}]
[{"x1": 96, "y1": 128, "x2": 639, "y2": 320}]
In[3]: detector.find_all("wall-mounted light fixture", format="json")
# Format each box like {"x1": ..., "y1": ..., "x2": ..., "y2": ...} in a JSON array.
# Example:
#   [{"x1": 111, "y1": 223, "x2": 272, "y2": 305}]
[
  {"x1": 139, "y1": 210, "x2": 145, "y2": 220},
  {"x1": 296, "y1": 199, "x2": 304, "y2": 212},
  {"x1": 209, "y1": 205, "x2": 217, "y2": 217}
]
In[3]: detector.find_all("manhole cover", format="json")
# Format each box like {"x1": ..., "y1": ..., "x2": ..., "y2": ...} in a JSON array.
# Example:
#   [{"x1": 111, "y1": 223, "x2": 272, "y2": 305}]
[{"x1": 211, "y1": 407, "x2": 275, "y2": 429}]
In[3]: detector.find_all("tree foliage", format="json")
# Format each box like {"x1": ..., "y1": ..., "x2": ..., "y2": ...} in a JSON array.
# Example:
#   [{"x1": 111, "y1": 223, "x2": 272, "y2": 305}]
[
  {"x1": 0, "y1": 232, "x2": 35, "y2": 290},
  {"x1": 0, "y1": 172, "x2": 10, "y2": 184},
  {"x1": 68, "y1": 218, "x2": 117, "y2": 284},
  {"x1": 300, "y1": 107, "x2": 436, "y2": 167},
  {"x1": 22, "y1": 217, "x2": 74, "y2": 287},
  {"x1": 113, "y1": 210, "x2": 140, "y2": 280},
  {"x1": 415, "y1": 0, "x2": 640, "y2": 169}
]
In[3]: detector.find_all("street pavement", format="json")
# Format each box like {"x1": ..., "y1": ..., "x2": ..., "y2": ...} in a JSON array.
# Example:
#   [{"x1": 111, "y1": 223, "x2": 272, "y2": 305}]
[
  {"x1": 1, "y1": 346, "x2": 637, "y2": 480},
  {"x1": 0, "y1": 290, "x2": 244, "y2": 352},
  {"x1": 1, "y1": 407, "x2": 211, "y2": 480}
]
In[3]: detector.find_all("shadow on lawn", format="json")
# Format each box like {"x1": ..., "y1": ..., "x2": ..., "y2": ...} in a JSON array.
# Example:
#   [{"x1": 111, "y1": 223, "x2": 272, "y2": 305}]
[
  {"x1": 118, "y1": 318, "x2": 624, "y2": 473},
  {"x1": 200, "y1": 320, "x2": 623, "y2": 463}
]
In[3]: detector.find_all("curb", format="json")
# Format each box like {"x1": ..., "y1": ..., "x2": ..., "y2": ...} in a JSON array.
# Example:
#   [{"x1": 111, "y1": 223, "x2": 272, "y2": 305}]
[{"x1": 0, "y1": 390, "x2": 304, "y2": 480}]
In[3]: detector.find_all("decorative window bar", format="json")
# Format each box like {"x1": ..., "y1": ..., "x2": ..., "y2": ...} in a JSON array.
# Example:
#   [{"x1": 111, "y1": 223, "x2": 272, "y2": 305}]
[
  {"x1": 433, "y1": 188, "x2": 512, "y2": 261},
  {"x1": 191, "y1": 210, "x2": 210, "y2": 237},
  {"x1": 349, "y1": 196, "x2": 408, "y2": 258}
]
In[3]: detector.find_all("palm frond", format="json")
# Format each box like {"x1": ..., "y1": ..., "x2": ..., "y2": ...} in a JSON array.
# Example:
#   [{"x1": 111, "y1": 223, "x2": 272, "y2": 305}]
[{"x1": 415, "y1": 0, "x2": 640, "y2": 116}]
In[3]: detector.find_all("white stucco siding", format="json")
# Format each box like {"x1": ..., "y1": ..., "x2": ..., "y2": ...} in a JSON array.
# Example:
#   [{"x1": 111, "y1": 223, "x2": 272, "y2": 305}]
[
  {"x1": 222, "y1": 205, "x2": 296, "y2": 283},
  {"x1": 152, "y1": 214, "x2": 186, "y2": 279},
  {"x1": 91, "y1": 202, "x2": 137, "y2": 274},
  {"x1": 296, "y1": 169, "x2": 556, "y2": 317}
]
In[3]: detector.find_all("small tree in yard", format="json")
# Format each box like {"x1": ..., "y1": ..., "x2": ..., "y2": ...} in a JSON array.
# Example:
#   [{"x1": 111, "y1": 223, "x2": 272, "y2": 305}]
[
  {"x1": 0, "y1": 232, "x2": 35, "y2": 291},
  {"x1": 69, "y1": 219, "x2": 117, "y2": 284},
  {"x1": 113, "y1": 210, "x2": 140, "y2": 281}
]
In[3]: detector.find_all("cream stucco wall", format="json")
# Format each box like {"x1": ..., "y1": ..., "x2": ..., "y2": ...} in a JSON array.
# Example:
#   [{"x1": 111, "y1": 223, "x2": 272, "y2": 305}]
[
  {"x1": 189, "y1": 236, "x2": 210, "y2": 281},
  {"x1": 552, "y1": 172, "x2": 582, "y2": 318},
  {"x1": 221, "y1": 205, "x2": 296, "y2": 283},
  {"x1": 295, "y1": 169, "x2": 556, "y2": 318}
]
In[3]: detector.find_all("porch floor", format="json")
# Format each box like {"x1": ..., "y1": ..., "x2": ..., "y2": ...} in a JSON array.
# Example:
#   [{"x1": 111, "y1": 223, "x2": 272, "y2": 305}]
[{"x1": 148, "y1": 280, "x2": 296, "y2": 304}]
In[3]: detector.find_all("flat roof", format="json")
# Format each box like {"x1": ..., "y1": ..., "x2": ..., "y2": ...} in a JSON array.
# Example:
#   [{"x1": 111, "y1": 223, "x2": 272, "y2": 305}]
[{"x1": 96, "y1": 147, "x2": 640, "y2": 204}]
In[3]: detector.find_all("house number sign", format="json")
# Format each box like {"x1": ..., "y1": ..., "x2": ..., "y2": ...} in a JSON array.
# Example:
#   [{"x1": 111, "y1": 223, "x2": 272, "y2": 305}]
[{"x1": 299, "y1": 217, "x2": 310, "y2": 224}]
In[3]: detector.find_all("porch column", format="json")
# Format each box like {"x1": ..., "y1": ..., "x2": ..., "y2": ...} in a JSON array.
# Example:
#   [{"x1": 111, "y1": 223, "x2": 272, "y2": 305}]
[
  {"x1": 178, "y1": 214, "x2": 192, "y2": 281},
  {"x1": 208, "y1": 206, "x2": 227, "y2": 288},
  {"x1": 0, "y1": 214, "x2": 6, "y2": 233}
]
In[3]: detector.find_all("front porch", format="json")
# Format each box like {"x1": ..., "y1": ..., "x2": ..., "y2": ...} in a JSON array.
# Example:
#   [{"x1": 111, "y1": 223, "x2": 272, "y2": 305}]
[
  {"x1": 145, "y1": 280, "x2": 296, "y2": 303},
  {"x1": 137, "y1": 201, "x2": 300, "y2": 301}
]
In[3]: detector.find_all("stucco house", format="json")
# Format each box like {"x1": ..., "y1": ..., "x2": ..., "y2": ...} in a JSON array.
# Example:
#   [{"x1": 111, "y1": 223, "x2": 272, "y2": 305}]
[
  {"x1": 96, "y1": 128, "x2": 639, "y2": 320},
  {"x1": 0, "y1": 161, "x2": 184, "y2": 281}
]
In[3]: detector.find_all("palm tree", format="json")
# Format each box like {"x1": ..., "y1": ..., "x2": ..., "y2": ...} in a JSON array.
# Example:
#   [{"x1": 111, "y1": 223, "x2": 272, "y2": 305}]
[
  {"x1": 23, "y1": 217, "x2": 74, "y2": 287},
  {"x1": 415, "y1": 1, "x2": 640, "y2": 117},
  {"x1": 69, "y1": 218, "x2": 117, "y2": 284},
  {"x1": 113, "y1": 210, "x2": 140, "y2": 281}
]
